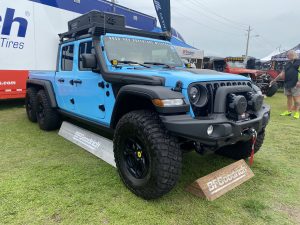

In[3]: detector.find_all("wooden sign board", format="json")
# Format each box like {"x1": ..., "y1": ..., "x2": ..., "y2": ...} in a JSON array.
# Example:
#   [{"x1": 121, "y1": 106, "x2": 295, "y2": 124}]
[{"x1": 186, "y1": 160, "x2": 254, "y2": 201}]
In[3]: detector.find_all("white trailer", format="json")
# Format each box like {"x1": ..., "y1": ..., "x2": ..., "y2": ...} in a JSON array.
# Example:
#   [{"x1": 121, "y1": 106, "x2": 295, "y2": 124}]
[
  {"x1": 0, "y1": 0, "x2": 82, "y2": 98},
  {"x1": 0, "y1": 0, "x2": 197, "y2": 99}
]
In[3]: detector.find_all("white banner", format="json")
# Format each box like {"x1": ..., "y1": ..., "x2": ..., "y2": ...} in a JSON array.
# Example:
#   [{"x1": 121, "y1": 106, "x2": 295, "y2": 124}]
[
  {"x1": 0, "y1": 0, "x2": 79, "y2": 70},
  {"x1": 175, "y1": 46, "x2": 204, "y2": 59}
]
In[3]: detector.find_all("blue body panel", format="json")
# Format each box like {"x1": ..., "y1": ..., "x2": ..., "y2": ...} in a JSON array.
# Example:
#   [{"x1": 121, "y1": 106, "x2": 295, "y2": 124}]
[
  {"x1": 29, "y1": 34, "x2": 250, "y2": 126},
  {"x1": 110, "y1": 68, "x2": 249, "y2": 89},
  {"x1": 29, "y1": 71, "x2": 65, "y2": 110}
]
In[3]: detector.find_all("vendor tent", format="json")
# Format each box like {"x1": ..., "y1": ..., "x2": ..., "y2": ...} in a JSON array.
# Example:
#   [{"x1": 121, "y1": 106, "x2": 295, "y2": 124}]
[
  {"x1": 271, "y1": 44, "x2": 300, "y2": 61},
  {"x1": 261, "y1": 49, "x2": 285, "y2": 62}
]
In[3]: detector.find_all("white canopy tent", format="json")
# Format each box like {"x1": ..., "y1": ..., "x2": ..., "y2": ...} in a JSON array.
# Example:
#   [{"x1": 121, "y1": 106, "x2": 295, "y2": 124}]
[{"x1": 260, "y1": 49, "x2": 285, "y2": 62}]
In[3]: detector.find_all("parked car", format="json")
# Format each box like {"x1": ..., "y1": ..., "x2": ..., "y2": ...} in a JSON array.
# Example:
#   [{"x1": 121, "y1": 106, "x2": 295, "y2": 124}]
[{"x1": 203, "y1": 57, "x2": 278, "y2": 97}]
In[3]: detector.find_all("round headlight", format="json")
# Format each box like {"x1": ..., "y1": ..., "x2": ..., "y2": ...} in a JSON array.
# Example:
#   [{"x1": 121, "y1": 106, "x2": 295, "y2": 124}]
[
  {"x1": 189, "y1": 85, "x2": 208, "y2": 107},
  {"x1": 189, "y1": 86, "x2": 200, "y2": 104}
]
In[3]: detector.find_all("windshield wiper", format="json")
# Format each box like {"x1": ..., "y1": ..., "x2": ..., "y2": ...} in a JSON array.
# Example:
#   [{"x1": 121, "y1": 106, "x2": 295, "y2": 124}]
[
  {"x1": 116, "y1": 60, "x2": 150, "y2": 68},
  {"x1": 144, "y1": 62, "x2": 175, "y2": 69}
]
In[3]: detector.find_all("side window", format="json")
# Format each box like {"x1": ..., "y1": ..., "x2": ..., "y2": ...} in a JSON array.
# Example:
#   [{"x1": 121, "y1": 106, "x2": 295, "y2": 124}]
[
  {"x1": 78, "y1": 41, "x2": 95, "y2": 71},
  {"x1": 61, "y1": 45, "x2": 74, "y2": 71}
]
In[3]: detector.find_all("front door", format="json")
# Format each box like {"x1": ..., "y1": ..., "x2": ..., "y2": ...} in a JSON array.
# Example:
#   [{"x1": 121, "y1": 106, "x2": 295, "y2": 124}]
[{"x1": 74, "y1": 41, "x2": 106, "y2": 121}]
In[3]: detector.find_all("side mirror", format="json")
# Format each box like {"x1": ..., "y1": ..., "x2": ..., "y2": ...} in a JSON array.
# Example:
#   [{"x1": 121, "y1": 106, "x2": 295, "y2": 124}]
[{"x1": 82, "y1": 53, "x2": 97, "y2": 69}]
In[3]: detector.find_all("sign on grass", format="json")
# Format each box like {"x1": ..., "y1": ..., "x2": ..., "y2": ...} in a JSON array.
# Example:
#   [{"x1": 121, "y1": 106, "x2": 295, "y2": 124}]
[
  {"x1": 58, "y1": 121, "x2": 116, "y2": 167},
  {"x1": 186, "y1": 160, "x2": 254, "y2": 201}
]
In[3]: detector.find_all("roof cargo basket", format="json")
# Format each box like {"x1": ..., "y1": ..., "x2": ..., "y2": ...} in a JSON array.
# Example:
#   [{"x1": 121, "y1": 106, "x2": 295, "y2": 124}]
[
  {"x1": 68, "y1": 10, "x2": 125, "y2": 31},
  {"x1": 59, "y1": 11, "x2": 170, "y2": 42}
]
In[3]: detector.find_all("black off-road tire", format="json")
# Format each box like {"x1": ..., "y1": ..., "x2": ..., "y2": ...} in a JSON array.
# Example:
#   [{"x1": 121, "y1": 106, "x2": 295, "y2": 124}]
[
  {"x1": 266, "y1": 83, "x2": 278, "y2": 97},
  {"x1": 25, "y1": 87, "x2": 38, "y2": 122},
  {"x1": 215, "y1": 130, "x2": 265, "y2": 160},
  {"x1": 113, "y1": 110, "x2": 182, "y2": 200},
  {"x1": 36, "y1": 90, "x2": 61, "y2": 131}
]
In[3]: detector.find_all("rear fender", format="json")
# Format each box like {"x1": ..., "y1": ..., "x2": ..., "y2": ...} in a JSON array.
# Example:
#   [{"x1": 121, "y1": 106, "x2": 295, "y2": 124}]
[{"x1": 26, "y1": 79, "x2": 57, "y2": 108}]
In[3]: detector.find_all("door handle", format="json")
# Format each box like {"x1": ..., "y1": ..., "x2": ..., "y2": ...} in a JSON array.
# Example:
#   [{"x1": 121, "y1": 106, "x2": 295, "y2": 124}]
[
  {"x1": 58, "y1": 78, "x2": 65, "y2": 83},
  {"x1": 73, "y1": 79, "x2": 82, "y2": 84},
  {"x1": 70, "y1": 79, "x2": 82, "y2": 86}
]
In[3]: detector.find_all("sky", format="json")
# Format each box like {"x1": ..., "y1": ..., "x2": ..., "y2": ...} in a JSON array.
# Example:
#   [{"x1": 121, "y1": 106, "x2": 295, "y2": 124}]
[{"x1": 116, "y1": 0, "x2": 300, "y2": 59}]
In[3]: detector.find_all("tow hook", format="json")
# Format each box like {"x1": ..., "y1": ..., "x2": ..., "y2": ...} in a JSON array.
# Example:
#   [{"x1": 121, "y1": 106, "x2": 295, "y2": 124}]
[{"x1": 248, "y1": 128, "x2": 257, "y2": 166}]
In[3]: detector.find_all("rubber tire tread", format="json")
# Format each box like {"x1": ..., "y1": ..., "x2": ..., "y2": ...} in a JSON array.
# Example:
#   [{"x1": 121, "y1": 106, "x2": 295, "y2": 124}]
[
  {"x1": 266, "y1": 83, "x2": 278, "y2": 97},
  {"x1": 25, "y1": 87, "x2": 38, "y2": 122},
  {"x1": 36, "y1": 89, "x2": 61, "y2": 131},
  {"x1": 114, "y1": 110, "x2": 182, "y2": 200}
]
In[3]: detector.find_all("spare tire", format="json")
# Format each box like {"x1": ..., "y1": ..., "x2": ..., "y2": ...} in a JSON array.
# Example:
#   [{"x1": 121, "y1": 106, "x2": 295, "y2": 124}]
[{"x1": 266, "y1": 83, "x2": 278, "y2": 97}]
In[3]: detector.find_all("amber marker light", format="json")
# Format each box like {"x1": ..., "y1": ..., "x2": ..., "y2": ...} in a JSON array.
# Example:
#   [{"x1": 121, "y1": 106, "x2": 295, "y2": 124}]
[
  {"x1": 111, "y1": 59, "x2": 118, "y2": 66},
  {"x1": 152, "y1": 99, "x2": 185, "y2": 107}
]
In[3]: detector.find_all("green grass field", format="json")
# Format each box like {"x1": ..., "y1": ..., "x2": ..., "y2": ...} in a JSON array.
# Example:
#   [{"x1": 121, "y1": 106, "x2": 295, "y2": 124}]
[{"x1": 0, "y1": 93, "x2": 299, "y2": 225}]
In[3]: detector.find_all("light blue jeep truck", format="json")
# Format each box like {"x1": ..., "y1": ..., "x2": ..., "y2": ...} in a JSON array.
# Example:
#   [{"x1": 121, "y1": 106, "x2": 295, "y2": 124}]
[{"x1": 25, "y1": 11, "x2": 270, "y2": 199}]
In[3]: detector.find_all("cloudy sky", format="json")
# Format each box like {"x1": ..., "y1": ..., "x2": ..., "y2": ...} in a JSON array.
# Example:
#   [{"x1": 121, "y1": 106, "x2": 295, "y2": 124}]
[{"x1": 117, "y1": 0, "x2": 299, "y2": 58}]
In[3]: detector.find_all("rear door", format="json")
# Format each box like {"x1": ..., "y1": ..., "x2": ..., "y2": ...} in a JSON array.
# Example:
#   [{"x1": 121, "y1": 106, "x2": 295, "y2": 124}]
[
  {"x1": 74, "y1": 40, "x2": 106, "y2": 120},
  {"x1": 55, "y1": 44, "x2": 77, "y2": 112}
]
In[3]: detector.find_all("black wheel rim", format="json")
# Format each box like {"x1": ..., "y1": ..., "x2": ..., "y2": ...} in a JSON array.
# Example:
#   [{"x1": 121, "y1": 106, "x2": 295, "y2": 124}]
[{"x1": 123, "y1": 137, "x2": 149, "y2": 179}]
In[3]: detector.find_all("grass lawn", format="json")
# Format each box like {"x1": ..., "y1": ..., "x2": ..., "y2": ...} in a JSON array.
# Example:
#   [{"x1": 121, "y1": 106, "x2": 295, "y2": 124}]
[{"x1": 0, "y1": 93, "x2": 299, "y2": 225}]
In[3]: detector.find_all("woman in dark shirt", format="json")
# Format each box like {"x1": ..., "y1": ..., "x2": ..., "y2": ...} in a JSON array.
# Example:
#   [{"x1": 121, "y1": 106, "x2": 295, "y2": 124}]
[{"x1": 271, "y1": 50, "x2": 300, "y2": 119}]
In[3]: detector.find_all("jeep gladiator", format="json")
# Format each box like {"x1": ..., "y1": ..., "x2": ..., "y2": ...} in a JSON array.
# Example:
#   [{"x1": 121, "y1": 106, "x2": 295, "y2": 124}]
[{"x1": 25, "y1": 11, "x2": 270, "y2": 199}]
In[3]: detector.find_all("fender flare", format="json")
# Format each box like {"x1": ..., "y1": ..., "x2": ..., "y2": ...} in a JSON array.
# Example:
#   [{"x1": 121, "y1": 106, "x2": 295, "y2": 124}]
[
  {"x1": 26, "y1": 79, "x2": 58, "y2": 108},
  {"x1": 117, "y1": 85, "x2": 186, "y2": 99},
  {"x1": 110, "y1": 85, "x2": 190, "y2": 128}
]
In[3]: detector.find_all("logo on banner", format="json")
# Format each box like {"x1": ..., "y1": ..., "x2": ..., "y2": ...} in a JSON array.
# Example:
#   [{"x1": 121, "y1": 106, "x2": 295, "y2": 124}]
[
  {"x1": 183, "y1": 49, "x2": 195, "y2": 56},
  {"x1": 206, "y1": 165, "x2": 247, "y2": 194},
  {"x1": 153, "y1": 0, "x2": 162, "y2": 11},
  {"x1": 73, "y1": 131, "x2": 101, "y2": 150},
  {"x1": 0, "y1": 8, "x2": 29, "y2": 50},
  {"x1": 153, "y1": 0, "x2": 170, "y2": 33}
]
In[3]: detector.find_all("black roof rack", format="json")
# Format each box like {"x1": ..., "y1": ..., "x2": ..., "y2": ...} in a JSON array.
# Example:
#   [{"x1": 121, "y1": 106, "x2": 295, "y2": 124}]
[{"x1": 59, "y1": 11, "x2": 170, "y2": 42}]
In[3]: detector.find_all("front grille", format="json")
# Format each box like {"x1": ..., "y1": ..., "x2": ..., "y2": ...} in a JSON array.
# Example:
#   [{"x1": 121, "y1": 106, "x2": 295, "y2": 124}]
[{"x1": 191, "y1": 80, "x2": 252, "y2": 117}]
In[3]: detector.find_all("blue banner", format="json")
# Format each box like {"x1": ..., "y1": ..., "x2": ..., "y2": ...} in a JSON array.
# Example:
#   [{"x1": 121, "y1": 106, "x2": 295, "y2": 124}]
[{"x1": 153, "y1": 0, "x2": 171, "y2": 34}]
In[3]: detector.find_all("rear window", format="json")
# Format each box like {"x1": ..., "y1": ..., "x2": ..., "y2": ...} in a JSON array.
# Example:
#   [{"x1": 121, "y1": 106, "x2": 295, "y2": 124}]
[{"x1": 61, "y1": 45, "x2": 74, "y2": 71}]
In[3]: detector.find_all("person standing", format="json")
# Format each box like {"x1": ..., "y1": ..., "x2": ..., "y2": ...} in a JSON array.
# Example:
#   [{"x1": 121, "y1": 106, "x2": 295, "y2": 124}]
[{"x1": 271, "y1": 50, "x2": 300, "y2": 119}]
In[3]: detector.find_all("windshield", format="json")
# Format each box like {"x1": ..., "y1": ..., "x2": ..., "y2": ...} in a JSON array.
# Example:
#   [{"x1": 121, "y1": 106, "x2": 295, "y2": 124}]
[
  {"x1": 104, "y1": 36, "x2": 183, "y2": 67},
  {"x1": 227, "y1": 61, "x2": 246, "y2": 68}
]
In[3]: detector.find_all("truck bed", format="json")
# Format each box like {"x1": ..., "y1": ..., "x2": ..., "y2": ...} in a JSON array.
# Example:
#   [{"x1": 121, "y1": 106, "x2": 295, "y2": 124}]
[{"x1": 29, "y1": 71, "x2": 56, "y2": 83}]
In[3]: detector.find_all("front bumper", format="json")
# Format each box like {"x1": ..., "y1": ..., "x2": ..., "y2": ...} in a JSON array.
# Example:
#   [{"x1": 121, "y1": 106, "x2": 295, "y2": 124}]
[{"x1": 160, "y1": 104, "x2": 270, "y2": 148}]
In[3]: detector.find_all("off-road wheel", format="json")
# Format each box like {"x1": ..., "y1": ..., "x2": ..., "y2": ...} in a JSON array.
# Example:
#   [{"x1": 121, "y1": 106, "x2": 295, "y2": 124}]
[
  {"x1": 25, "y1": 87, "x2": 38, "y2": 122},
  {"x1": 36, "y1": 89, "x2": 61, "y2": 131},
  {"x1": 266, "y1": 83, "x2": 278, "y2": 97},
  {"x1": 113, "y1": 110, "x2": 182, "y2": 200},
  {"x1": 215, "y1": 130, "x2": 265, "y2": 160}
]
